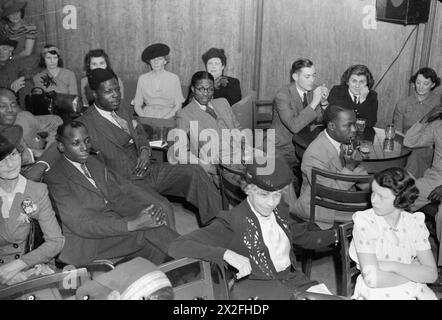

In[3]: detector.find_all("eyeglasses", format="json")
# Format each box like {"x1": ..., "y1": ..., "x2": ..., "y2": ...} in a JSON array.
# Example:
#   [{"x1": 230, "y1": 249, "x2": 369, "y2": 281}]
[
  {"x1": 0, "y1": 149, "x2": 20, "y2": 166},
  {"x1": 195, "y1": 86, "x2": 214, "y2": 93}
]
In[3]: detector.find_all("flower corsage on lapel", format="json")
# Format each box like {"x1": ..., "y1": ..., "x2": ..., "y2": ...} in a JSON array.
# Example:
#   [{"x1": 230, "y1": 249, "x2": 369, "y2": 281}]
[{"x1": 18, "y1": 198, "x2": 38, "y2": 224}]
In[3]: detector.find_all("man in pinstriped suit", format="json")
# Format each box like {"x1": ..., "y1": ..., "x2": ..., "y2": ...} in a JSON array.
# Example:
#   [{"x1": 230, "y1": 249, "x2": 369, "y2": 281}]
[{"x1": 77, "y1": 69, "x2": 222, "y2": 226}]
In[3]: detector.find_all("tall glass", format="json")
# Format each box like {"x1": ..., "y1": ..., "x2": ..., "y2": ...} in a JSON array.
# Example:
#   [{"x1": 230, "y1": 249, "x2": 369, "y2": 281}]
[
  {"x1": 385, "y1": 124, "x2": 396, "y2": 139},
  {"x1": 355, "y1": 118, "x2": 366, "y2": 134}
]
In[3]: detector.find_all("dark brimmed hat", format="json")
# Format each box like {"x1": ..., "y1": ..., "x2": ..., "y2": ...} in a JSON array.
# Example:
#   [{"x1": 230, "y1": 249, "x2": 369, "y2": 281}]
[
  {"x1": 0, "y1": 125, "x2": 23, "y2": 161},
  {"x1": 1, "y1": 0, "x2": 27, "y2": 19},
  {"x1": 141, "y1": 43, "x2": 170, "y2": 63},
  {"x1": 202, "y1": 48, "x2": 227, "y2": 66},
  {"x1": 88, "y1": 69, "x2": 117, "y2": 91},
  {"x1": 0, "y1": 37, "x2": 18, "y2": 49},
  {"x1": 244, "y1": 157, "x2": 293, "y2": 192}
]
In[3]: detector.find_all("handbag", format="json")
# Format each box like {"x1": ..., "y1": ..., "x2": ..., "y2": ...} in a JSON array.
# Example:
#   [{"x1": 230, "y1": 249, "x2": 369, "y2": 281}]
[{"x1": 25, "y1": 219, "x2": 45, "y2": 253}]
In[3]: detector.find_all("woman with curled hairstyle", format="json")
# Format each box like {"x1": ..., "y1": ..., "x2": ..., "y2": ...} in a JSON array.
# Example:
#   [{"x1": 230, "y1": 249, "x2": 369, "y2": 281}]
[
  {"x1": 33, "y1": 44, "x2": 78, "y2": 95},
  {"x1": 80, "y1": 49, "x2": 125, "y2": 107},
  {"x1": 328, "y1": 64, "x2": 378, "y2": 127},
  {"x1": 202, "y1": 48, "x2": 241, "y2": 106},
  {"x1": 349, "y1": 167, "x2": 438, "y2": 300},
  {"x1": 0, "y1": 125, "x2": 64, "y2": 286}
]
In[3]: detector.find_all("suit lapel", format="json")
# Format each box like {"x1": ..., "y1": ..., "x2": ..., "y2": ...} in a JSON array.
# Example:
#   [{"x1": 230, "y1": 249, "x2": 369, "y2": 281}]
[
  {"x1": 289, "y1": 84, "x2": 303, "y2": 108},
  {"x1": 59, "y1": 157, "x2": 102, "y2": 196},
  {"x1": 318, "y1": 132, "x2": 343, "y2": 171},
  {"x1": 89, "y1": 106, "x2": 127, "y2": 151}
]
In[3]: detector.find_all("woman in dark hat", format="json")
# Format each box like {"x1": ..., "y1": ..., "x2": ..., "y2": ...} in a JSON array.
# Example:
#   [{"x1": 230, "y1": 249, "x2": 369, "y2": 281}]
[
  {"x1": 33, "y1": 44, "x2": 78, "y2": 95},
  {"x1": 169, "y1": 157, "x2": 336, "y2": 300},
  {"x1": 0, "y1": 37, "x2": 36, "y2": 105},
  {"x1": 0, "y1": 0, "x2": 37, "y2": 59},
  {"x1": 202, "y1": 48, "x2": 242, "y2": 106},
  {"x1": 0, "y1": 125, "x2": 64, "y2": 286},
  {"x1": 133, "y1": 43, "x2": 184, "y2": 119},
  {"x1": 80, "y1": 49, "x2": 125, "y2": 107}
]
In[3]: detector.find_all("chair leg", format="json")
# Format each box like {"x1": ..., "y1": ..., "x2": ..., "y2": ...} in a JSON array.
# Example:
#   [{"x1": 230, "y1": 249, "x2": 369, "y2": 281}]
[{"x1": 301, "y1": 250, "x2": 313, "y2": 278}]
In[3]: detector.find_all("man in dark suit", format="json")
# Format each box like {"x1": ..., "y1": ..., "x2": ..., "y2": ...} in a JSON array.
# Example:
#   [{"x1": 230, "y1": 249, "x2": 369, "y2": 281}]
[
  {"x1": 76, "y1": 69, "x2": 222, "y2": 226},
  {"x1": 269, "y1": 58, "x2": 329, "y2": 169},
  {"x1": 44, "y1": 121, "x2": 179, "y2": 266}
]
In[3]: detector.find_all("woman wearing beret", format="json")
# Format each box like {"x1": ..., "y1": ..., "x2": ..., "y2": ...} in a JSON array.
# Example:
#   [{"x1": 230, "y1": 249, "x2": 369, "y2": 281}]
[
  {"x1": 80, "y1": 49, "x2": 125, "y2": 107},
  {"x1": 0, "y1": 0, "x2": 37, "y2": 59},
  {"x1": 169, "y1": 157, "x2": 336, "y2": 300},
  {"x1": 33, "y1": 44, "x2": 78, "y2": 95},
  {"x1": 202, "y1": 47, "x2": 242, "y2": 106},
  {"x1": 393, "y1": 68, "x2": 441, "y2": 178},
  {"x1": 328, "y1": 64, "x2": 378, "y2": 128},
  {"x1": 0, "y1": 125, "x2": 64, "y2": 286},
  {"x1": 134, "y1": 43, "x2": 184, "y2": 119}
]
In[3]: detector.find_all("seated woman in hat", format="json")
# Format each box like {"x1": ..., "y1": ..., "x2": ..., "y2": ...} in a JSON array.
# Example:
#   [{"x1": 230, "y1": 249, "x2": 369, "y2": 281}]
[
  {"x1": 33, "y1": 44, "x2": 78, "y2": 95},
  {"x1": 133, "y1": 43, "x2": 184, "y2": 119},
  {"x1": 0, "y1": 125, "x2": 64, "y2": 286},
  {"x1": 169, "y1": 157, "x2": 336, "y2": 300},
  {"x1": 201, "y1": 47, "x2": 241, "y2": 106},
  {"x1": 80, "y1": 49, "x2": 125, "y2": 108},
  {"x1": 0, "y1": 0, "x2": 37, "y2": 59}
]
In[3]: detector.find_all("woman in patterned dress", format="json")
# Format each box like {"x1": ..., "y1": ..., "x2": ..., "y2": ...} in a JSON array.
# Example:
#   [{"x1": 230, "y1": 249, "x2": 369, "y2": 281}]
[{"x1": 350, "y1": 167, "x2": 438, "y2": 299}]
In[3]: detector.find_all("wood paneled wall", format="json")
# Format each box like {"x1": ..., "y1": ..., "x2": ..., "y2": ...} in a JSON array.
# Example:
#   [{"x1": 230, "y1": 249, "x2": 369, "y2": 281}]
[{"x1": 26, "y1": 0, "x2": 441, "y2": 128}]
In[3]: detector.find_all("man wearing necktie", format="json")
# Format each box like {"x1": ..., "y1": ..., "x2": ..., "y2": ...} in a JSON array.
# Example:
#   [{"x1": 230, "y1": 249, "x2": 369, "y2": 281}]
[
  {"x1": 269, "y1": 58, "x2": 329, "y2": 195},
  {"x1": 44, "y1": 121, "x2": 179, "y2": 266},
  {"x1": 74, "y1": 69, "x2": 222, "y2": 227}
]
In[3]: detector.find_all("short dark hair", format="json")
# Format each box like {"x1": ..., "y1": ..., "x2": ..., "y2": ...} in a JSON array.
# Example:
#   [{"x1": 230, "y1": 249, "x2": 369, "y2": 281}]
[
  {"x1": 340, "y1": 65, "x2": 375, "y2": 89},
  {"x1": 148, "y1": 286, "x2": 174, "y2": 300},
  {"x1": 183, "y1": 71, "x2": 215, "y2": 107},
  {"x1": 39, "y1": 44, "x2": 64, "y2": 68},
  {"x1": 83, "y1": 49, "x2": 114, "y2": 74},
  {"x1": 0, "y1": 87, "x2": 17, "y2": 99},
  {"x1": 56, "y1": 120, "x2": 86, "y2": 142},
  {"x1": 373, "y1": 167, "x2": 419, "y2": 211},
  {"x1": 322, "y1": 104, "x2": 352, "y2": 126},
  {"x1": 410, "y1": 67, "x2": 441, "y2": 90},
  {"x1": 290, "y1": 58, "x2": 314, "y2": 82}
]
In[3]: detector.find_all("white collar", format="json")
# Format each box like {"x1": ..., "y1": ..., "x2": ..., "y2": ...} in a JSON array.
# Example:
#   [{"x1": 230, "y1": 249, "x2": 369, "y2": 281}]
[
  {"x1": 64, "y1": 156, "x2": 85, "y2": 172},
  {"x1": 296, "y1": 86, "x2": 308, "y2": 101},
  {"x1": 193, "y1": 98, "x2": 214, "y2": 112},
  {"x1": 324, "y1": 130, "x2": 342, "y2": 154},
  {"x1": 94, "y1": 104, "x2": 114, "y2": 117}
]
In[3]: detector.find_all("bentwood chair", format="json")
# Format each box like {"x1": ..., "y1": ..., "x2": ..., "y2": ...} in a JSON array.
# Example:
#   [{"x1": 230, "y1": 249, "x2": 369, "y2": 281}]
[{"x1": 303, "y1": 167, "x2": 372, "y2": 296}]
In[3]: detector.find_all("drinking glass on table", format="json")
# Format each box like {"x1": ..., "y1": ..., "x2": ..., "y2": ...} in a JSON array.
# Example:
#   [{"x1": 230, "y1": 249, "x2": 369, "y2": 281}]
[
  {"x1": 385, "y1": 124, "x2": 396, "y2": 139},
  {"x1": 355, "y1": 118, "x2": 366, "y2": 134}
]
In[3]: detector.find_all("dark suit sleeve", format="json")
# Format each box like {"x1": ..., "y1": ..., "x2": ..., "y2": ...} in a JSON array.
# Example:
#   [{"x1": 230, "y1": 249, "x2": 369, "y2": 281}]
[
  {"x1": 358, "y1": 91, "x2": 378, "y2": 127},
  {"x1": 44, "y1": 174, "x2": 130, "y2": 239},
  {"x1": 168, "y1": 212, "x2": 234, "y2": 266},
  {"x1": 290, "y1": 219, "x2": 335, "y2": 249},
  {"x1": 327, "y1": 85, "x2": 344, "y2": 107},
  {"x1": 229, "y1": 78, "x2": 242, "y2": 105},
  {"x1": 274, "y1": 86, "x2": 320, "y2": 134},
  {"x1": 122, "y1": 106, "x2": 151, "y2": 154}
]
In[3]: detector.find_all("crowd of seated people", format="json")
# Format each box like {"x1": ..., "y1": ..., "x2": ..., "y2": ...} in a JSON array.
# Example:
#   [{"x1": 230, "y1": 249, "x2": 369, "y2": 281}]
[{"x1": 0, "y1": 4, "x2": 441, "y2": 298}]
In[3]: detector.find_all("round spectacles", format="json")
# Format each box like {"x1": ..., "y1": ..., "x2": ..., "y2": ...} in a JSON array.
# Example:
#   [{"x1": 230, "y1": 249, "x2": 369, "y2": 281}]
[{"x1": 195, "y1": 87, "x2": 214, "y2": 93}]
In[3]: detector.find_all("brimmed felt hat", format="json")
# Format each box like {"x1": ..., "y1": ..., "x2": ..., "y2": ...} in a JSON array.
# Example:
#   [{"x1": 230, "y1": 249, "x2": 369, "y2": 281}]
[
  {"x1": 0, "y1": 37, "x2": 18, "y2": 49},
  {"x1": 141, "y1": 43, "x2": 170, "y2": 63},
  {"x1": 76, "y1": 258, "x2": 172, "y2": 300},
  {"x1": 1, "y1": 0, "x2": 27, "y2": 19},
  {"x1": 202, "y1": 48, "x2": 227, "y2": 66},
  {"x1": 244, "y1": 156, "x2": 293, "y2": 192},
  {"x1": 0, "y1": 125, "x2": 23, "y2": 161}
]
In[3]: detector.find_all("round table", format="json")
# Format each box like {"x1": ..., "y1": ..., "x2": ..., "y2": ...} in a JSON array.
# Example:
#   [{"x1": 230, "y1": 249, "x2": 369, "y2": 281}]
[{"x1": 292, "y1": 126, "x2": 412, "y2": 174}]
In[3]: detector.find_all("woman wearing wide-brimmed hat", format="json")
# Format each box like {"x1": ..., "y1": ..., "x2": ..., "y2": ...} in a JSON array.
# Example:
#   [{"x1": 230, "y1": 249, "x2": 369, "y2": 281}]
[
  {"x1": 0, "y1": 125, "x2": 64, "y2": 286},
  {"x1": 0, "y1": 0, "x2": 37, "y2": 59}
]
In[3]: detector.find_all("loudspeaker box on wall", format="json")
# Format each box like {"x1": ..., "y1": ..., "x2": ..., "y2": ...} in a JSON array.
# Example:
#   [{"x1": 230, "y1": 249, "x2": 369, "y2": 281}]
[{"x1": 376, "y1": 0, "x2": 431, "y2": 25}]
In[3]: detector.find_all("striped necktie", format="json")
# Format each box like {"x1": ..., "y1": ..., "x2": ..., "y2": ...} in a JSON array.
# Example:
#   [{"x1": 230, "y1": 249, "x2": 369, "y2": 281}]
[{"x1": 111, "y1": 111, "x2": 131, "y2": 135}]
